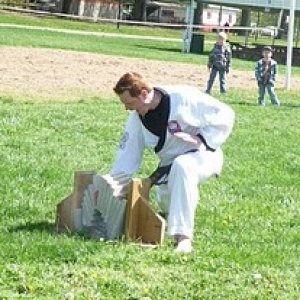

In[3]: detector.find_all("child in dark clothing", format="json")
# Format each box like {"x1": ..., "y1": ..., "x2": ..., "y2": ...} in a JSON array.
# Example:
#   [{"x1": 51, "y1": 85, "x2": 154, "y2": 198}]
[
  {"x1": 255, "y1": 46, "x2": 280, "y2": 106},
  {"x1": 205, "y1": 32, "x2": 231, "y2": 94}
]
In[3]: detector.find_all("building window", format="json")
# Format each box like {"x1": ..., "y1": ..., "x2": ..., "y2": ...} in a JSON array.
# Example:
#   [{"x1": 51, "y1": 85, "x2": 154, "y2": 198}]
[{"x1": 162, "y1": 10, "x2": 174, "y2": 17}]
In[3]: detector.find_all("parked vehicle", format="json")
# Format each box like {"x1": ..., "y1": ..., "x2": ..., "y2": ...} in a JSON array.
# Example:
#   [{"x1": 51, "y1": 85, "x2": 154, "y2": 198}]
[{"x1": 261, "y1": 26, "x2": 278, "y2": 37}]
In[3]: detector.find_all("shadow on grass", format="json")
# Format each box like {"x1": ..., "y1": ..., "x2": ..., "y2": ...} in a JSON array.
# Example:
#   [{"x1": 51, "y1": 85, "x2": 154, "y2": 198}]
[
  {"x1": 281, "y1": 103, "x2": 300, "y2": 108},
  {"x1": 224, "y1": 101, "x2": 258, "y2": 106},
  {"x1": 8, "y1": 221, "x2": 56, "y2": 234},
  {"x1": 135, "y1": 43, "x2": 182, "y2": 53},
  {"x1": 8, "y1": 221, "x2": 105, "y2": 242},
  {"x1": 136, "y1": 44, "x2": 210, "y2": 56},
  {"x1": 225, "y1": 100, "x2": 300, "y2": 108},
  {"x1": 135, "y1": 43, "x2": 210, "y2": 56}
]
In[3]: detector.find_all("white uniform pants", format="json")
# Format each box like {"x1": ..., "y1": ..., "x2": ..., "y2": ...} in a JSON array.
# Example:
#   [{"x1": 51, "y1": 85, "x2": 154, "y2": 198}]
[{"x1": 156, "y1": 147, "x2": 224, "y2": 239}]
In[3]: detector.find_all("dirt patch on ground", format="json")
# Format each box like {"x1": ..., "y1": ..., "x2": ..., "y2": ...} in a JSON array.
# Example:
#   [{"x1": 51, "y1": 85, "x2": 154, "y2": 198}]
[{"x1": 0, "y1": 46, "x2": 297, "y2": 100}]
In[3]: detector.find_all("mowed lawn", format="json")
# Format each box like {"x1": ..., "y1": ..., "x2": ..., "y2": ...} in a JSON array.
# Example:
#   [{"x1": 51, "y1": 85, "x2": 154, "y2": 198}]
[{"x1": 0, "y1": 12, "x2": 299, "y2": 300}]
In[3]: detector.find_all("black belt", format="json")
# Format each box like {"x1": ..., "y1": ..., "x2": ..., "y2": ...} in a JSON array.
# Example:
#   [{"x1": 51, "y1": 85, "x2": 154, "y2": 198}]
[{"x1": 149, "y1": 149, "x2": 199, "y2": 186}]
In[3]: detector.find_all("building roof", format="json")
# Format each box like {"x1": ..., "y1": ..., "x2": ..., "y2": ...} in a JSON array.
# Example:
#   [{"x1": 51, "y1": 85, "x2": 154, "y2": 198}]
[
  {"x1": 202, "y1": 0, "x2": 300, "y2": 11},
  {"x1": 147, "y1": 1, "x2": 185, "y2": 9}
]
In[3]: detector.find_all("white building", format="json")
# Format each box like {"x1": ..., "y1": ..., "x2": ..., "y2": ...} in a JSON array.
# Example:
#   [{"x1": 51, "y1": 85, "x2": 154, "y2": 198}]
[
  {"x1": 201, "y1": 0, "x2": 300, "y2": 11},
  {"x1": 203, "y1": 4, "x2": 239, "y2": 26},
  {"x1": 147, "y1": 1, "x2": 187, "y2": 23},
  {"x1": 147, "y1": 2, "x2": 239, "y2": 25}
]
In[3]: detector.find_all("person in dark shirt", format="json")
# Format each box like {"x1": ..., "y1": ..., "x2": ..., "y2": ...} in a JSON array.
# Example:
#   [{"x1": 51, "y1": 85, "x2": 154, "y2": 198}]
[
  {"x1": 255, "y1": 46, "x2": 280, "y2": 106},
  {"x1": 205, "y1": 32, "x2": 231, "y2": 95}
]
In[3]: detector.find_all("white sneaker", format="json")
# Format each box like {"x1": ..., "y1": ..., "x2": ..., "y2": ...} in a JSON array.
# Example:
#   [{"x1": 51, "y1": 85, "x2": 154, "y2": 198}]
[{"x1": 174, "y1": 239, "x2": 192, "y2": 253}]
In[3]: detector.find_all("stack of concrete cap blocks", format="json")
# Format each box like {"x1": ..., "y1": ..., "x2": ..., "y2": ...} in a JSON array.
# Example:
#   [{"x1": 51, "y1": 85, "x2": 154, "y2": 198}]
[{"x1": 56, "y1": 171, "x2": 166, "y2": 245}]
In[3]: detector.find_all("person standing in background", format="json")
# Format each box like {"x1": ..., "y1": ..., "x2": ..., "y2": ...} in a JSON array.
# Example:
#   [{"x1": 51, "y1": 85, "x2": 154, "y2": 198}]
[
  {"x1": 255, "y1": 46, "x2": 280, "y2": 106},
  {"x1": 205, "y1": 32, "x2": 231, "y2": 95}
]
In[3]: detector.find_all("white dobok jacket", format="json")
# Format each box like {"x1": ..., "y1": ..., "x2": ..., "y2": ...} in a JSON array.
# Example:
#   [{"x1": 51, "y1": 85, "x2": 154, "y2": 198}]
[
  {"x1": 111, "y1": 85, "x2": 235, "y2": 176},
  {"x1": 110, "y1": 85, "x2": 235, "y2": 238}
]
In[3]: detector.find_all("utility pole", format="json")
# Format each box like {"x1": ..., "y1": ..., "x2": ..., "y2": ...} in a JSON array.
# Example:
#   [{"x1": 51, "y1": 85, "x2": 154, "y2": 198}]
[{"x1": 285, "y1": 0, "x2": 296, "y2": 90}]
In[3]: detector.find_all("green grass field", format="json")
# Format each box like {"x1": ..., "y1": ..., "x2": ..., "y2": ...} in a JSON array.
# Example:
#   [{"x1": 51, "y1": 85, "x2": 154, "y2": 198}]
[{"x1": 0, "y1": 11, "x2": 299, "y2": 299}]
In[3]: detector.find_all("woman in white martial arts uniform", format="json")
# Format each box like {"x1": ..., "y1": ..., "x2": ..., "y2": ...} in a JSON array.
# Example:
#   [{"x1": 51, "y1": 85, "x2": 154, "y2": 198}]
[{"x1": 111, "y1": 72, "x2": 235, "y2": 253}]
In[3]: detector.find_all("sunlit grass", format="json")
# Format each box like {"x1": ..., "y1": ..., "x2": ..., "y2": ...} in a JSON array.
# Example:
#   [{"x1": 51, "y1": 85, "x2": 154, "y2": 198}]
[
  {"x1": 0, "y1": 10, "x2": 299, "y2": 299},
  {"x1": 0, "y1": 90, "x2": 299, "y2": 298}
]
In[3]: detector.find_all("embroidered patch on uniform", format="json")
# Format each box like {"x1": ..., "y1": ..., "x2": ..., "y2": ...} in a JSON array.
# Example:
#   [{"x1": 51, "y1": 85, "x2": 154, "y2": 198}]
[
  {"x1": 119, "y1": 132, "x2": 129, "y2": 149},
  {"x1": 167, "y1": 120, "x2": 181, "y2": 135}
]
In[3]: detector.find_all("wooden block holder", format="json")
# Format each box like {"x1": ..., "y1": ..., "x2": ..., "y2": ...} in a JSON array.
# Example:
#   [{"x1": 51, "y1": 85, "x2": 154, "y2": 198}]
[{"x1": 56, "y1": 171, "x2": 165, "y2": 245}]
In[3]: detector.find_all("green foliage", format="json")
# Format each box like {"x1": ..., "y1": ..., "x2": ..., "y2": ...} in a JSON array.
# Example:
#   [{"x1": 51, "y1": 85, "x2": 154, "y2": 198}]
[
  {"x1": 0, "y1": 90, "x2": 299, "y2": 299},
  {"x1": 250, "y1": 10, "x2": 279, "y2": 27}
]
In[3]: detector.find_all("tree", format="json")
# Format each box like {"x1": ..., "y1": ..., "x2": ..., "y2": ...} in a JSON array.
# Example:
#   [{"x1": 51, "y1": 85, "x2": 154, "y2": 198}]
[
  {"x1": 194, "y1": 0, "x2": 205, "y2": 25},
  {"x1": 132, "y1": 0, "x2": 147, "y2": 21}
]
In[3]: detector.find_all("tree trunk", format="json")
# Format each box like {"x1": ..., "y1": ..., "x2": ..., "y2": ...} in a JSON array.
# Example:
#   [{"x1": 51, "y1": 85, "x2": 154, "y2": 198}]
[
  {"x1": 278, "y1": 9, "x2": 288, "y2": 39},
  {"x1": 132, "y1": 0, "x2": 147, "y2": 21},
  {"x1": 62, "y1": 0, "x2": 73, "y2": 13},
  {"x1": 238, "y1": 8, "x2": 251, "y2": 36},
  {"x1": 194, "y1": 0, "x2": 204, "y2": 25}
]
